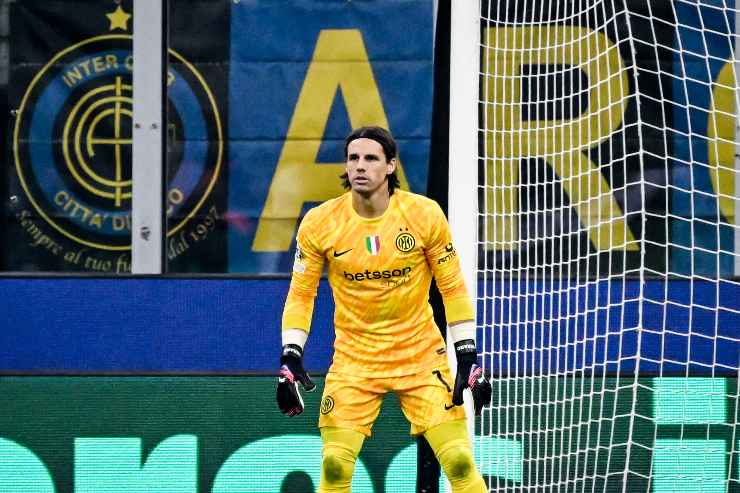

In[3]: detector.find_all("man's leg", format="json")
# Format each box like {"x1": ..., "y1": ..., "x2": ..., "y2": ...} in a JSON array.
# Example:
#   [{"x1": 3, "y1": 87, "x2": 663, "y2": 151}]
[
  {"x1": 318, "y1": 371, "x2": 383, "y2": 492},
  {"x1": 319, "y1": 427, "x2": 365, "y2": 493},
  {"x1": 423, "y1": 419, "x2": 487, "y2": 493}
]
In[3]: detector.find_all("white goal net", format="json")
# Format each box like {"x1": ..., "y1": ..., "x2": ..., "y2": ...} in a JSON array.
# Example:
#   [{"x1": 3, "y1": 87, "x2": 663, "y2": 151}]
[{"x1": 475, "y1": 1, "x2": 740, "y2": 492}]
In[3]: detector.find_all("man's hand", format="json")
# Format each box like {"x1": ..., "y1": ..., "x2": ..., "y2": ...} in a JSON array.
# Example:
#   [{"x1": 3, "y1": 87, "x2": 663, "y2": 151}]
[
  {"x1": 452, "y1": 339, "x2": 492, "y2": 415},
  {"x1": 276, "y1": 344, "x2": 316, "y2": 416}
]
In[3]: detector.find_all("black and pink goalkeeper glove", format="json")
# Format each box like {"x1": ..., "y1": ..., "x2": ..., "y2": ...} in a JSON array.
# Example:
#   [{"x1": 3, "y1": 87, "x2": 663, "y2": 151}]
[
  {"x1": 276, "y1": 344, "x2": 316, "y2": 416},
  {"x1": 452, "y1": 339, "x2": 492, "y2": 415}
]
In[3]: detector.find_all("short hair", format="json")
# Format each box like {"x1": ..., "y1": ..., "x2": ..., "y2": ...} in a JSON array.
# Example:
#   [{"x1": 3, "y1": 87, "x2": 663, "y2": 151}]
[{"x1": 340, "y1": 126, "x2": 401, "y2": 194}]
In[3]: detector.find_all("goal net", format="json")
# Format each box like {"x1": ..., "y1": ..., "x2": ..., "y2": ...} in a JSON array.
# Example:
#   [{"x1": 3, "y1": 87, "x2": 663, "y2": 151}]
[{"x1": 474, "y1": 1, "x2": 740, "y2": 492}]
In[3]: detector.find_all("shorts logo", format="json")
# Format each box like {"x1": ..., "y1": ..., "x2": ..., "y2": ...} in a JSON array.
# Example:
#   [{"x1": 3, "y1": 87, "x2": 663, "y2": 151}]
[
  {"x1": 13, "y1": 32, "x2": 223, "y2": 251},
  {"x1": 320, "y1": 396, "x2": 335, "y2": 415},
  {"x1": 395, "y1": 231, "x2": 415, "y2": 252}
]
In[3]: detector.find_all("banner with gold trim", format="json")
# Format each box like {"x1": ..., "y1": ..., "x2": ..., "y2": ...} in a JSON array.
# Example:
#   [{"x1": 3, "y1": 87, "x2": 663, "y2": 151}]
[
  {"x1": 225, "y1": 1, "x2": 435, "y2": 273},
  {"x1": 4, "y1": 0, "x2": 229, "y2": 272}
]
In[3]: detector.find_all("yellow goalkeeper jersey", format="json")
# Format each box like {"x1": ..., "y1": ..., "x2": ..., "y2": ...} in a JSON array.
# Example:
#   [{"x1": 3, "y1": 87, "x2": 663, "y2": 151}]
[{"x1": 282, "y1": 190, "x2": 474, "y2": 377}]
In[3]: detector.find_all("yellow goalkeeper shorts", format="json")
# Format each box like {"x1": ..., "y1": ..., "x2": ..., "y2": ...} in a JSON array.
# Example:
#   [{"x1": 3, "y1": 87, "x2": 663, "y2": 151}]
[{"x1": 318, "y1": 364, "x2": 466, "y2": 436}]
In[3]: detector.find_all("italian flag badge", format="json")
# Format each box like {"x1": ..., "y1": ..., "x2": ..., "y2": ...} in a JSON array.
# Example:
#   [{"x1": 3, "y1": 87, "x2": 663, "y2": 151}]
[{"x1": 365, "y1": 235, "x2": 381, "y2": 255}]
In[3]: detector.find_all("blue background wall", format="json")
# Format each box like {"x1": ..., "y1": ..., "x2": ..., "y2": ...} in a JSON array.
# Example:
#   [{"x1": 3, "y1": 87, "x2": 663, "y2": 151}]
[{"x1": 0, "y1": 278, "x2": 736, "y2": 375}]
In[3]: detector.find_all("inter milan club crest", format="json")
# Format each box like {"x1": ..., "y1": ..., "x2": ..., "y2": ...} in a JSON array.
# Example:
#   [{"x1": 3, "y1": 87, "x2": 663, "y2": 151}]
[
  {"x1": 13, "y1": 19, "x2": 223, "y2": 251},
  {"x1": 395, "y1": 228, "x2": 415, "y2": 252},
  {"x1": 320, "y1": 396, "x2": 335, "y2": 415}
]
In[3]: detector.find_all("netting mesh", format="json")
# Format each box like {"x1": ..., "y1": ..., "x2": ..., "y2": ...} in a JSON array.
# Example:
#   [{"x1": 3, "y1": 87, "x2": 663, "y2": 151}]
[{"x1": 475, "y1": 1, "x2": 740, "y2": 491}]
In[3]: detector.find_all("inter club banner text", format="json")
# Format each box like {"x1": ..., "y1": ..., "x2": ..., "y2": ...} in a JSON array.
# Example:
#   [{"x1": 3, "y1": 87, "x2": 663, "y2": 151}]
[{"x1": 5, "y1": 1, "x2": 230, "y2": 272}]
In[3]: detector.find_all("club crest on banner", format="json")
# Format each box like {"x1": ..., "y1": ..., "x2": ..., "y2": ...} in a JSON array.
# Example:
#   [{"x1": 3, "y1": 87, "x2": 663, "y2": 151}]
[{"x1": 13, "y1": 19, "x2": 222, "y2": 252}]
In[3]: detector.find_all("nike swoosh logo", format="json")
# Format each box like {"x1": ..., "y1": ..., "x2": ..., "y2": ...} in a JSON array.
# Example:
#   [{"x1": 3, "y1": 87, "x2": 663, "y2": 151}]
[
  {"x1": 333, "y1": 248, "x2": 353, "y2": 257},
  {"x1": 444, "y1": 404, "x2": 455, "y2": 410}
]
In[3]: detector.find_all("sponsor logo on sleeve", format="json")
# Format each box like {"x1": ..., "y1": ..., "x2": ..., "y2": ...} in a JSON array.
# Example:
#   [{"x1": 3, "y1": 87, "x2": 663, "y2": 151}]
[{"x1": 436, "y1": 243, "x2": 457, "y2": 264}]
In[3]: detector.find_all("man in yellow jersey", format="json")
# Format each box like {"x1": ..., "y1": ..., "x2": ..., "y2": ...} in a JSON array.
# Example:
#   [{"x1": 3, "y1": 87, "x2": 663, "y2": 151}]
[{"x1": 276, "y1": 126, "x2": 492, "y2": 492}]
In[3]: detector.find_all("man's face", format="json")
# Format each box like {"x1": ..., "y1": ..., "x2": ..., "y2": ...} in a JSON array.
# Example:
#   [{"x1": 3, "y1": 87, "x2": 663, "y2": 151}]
[{"x1": 345, "y1": 138, "x2": 396, "y2": 196}]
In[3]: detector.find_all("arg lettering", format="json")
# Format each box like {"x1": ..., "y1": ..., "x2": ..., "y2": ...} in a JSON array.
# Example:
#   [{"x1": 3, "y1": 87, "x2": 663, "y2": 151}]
[{"x1": 484, "y1": 26, "x2": 637, "y2": 251}]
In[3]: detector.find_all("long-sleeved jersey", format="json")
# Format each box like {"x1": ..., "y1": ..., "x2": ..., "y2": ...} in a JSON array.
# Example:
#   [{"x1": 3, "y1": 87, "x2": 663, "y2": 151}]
[{"x1": 282, "y1": 189, "x2": 474, "y2": 377}]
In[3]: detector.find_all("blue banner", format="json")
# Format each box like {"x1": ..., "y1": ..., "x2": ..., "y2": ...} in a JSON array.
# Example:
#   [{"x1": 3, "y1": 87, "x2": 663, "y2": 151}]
[
  {"x1": 226, "y1": 0, "x2": 435, "y2": 273},
  {"x1": 671, "y1": 2, "x2": 737, "y2": 276},
  {"x1": 0, "y1": 278, "x2": 735, "y2": 375},
  {"x1": 481, "y1": 279, "x2": 739, "y2": 376}
]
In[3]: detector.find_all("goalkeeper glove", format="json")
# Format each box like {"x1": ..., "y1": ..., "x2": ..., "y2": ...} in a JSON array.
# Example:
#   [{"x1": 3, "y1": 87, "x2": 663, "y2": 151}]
[
  {"x1": 276, "y1": 344, "x2": 316, "y2": 416},
  {"x1": 452, "y1": 339, "x2": 492, "y2": 415}
]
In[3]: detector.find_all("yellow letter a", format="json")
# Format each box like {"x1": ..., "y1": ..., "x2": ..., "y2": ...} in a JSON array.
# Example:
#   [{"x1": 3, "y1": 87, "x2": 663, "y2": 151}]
[{"x1": 253, "y1": 29, "x2": 409, "y2": 251}]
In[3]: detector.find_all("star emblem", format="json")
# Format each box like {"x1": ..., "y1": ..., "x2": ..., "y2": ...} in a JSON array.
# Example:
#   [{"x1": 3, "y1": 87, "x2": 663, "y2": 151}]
[{"x1": 106, "y1": 5, "x2": 131, "y2": 31}]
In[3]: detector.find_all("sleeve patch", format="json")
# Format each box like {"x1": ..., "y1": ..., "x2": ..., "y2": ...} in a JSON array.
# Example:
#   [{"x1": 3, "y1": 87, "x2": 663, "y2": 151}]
[
  {"x1": 293, "y1": 246, "x2": 306, "y2": 273},
  {"x1": 436, "y1": 242, "x2": 457, "y2": 264}
]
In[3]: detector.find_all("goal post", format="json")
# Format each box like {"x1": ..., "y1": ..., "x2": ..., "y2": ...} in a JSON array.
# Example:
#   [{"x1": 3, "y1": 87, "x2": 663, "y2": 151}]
[
  {"x1": 449, "y1": 1, "x2": 740, "y2": 492},
  {"x1": 448, "y1": 0, "x2": 481, "y2": 439}
]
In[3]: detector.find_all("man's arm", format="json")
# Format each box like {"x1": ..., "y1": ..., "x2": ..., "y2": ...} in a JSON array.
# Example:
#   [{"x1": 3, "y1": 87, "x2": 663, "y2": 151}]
[
  {"x1": 277, "y1": 336, "x2": 316, "y2": 416},
  {"x1": 425, "y1": 203, "x2": 491, "y2": 415},
  {"x1": 448, "y1": 320, "x2": 491, "y2": 415},
  {"x1": 424, "y1": 202, "x2": 474, "y2": 325},
  {"x1": 277, "y1": 213, "x2": 324, "y2": 416},
  {"x1": 281, "y1": 237, "x2": 324, "y2": 333}
]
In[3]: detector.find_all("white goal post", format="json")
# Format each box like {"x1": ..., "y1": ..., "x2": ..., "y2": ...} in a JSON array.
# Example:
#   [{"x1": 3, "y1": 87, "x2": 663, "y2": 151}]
[
  {"x1": 448, "y1": 0, "x2": 482, "y2": 441},
  {"x1": 449, "y1": 1, "x2": 740, "y2": 492}
]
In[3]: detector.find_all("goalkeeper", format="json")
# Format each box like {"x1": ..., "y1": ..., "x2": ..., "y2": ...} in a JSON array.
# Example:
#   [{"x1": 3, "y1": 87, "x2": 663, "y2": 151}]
[{"x1": 277, "y1": 126, "x2": 491, "y2": 493}]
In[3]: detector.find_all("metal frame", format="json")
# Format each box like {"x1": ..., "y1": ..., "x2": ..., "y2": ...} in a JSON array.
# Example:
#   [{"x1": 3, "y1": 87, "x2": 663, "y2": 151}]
[
  {"x1": 131, "y1": 0, "x2": 165, "y2": 273},
  {"x1": 447, "y1": 0, "x2": 480, "y2": 464}
]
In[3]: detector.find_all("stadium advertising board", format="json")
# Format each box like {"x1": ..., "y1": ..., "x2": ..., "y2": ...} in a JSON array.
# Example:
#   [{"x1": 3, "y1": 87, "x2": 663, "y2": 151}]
[
  {"x1": 0, "y1": 277, "x2": 735, "y2": 374},
  {"x1": 480, "y1": 279, "x2": 739, "y2": 377},
  {"x1": 0, "y1": 377, "x2": 735, "y2": 492}
]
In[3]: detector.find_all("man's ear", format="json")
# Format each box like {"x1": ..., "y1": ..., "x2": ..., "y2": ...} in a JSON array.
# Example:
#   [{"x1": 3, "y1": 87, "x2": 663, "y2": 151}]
[{"x1": 387, "y1": 157, "x2": 397, "y2": 175}]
